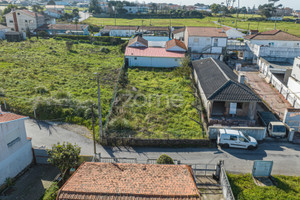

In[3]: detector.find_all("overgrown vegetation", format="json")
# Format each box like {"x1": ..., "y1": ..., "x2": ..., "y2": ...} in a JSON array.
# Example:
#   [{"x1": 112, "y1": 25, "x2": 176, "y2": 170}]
[
  {"x1": 0, "y1": 38, "x2": 124, "y2": 138},
  {"x1": 42, "y1": 182, "x2": 59, "y2": 200},
  {"x1": 106, "y1": 67, "x2": 201, "y2": 139},
  {"x1": 228, "y1": 174, "x2": 300, "y2": 200}
]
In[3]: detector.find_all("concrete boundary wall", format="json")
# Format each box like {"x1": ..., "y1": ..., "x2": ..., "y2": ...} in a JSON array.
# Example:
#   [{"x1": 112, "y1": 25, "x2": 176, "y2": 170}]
[{"x1": 208, "y1": 126, "x2": 266, "y2": 141}]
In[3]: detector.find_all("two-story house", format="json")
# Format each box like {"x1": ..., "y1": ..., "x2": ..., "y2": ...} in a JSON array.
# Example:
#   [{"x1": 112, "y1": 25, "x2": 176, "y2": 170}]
[
  {"x1": 184, "y1": 27, "x2": 228, "y2": 60},
  {"x1": 244, "y1": 30, "x2": 300, "y2": 63},
  {"x1": 5, "y1": 9, "x2": 45, "y2": 32},
  {"x1": 0, "y1": 111, "x2": 33, "y2": 186}
]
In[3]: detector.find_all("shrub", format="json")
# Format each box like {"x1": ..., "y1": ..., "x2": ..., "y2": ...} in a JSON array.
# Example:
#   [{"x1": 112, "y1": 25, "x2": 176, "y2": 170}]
[
  {"x1": 55, "y1": 90, "x2": 70, "y2": 99},
  {"x1": 65, "y1": 41, "x2": 74, "y2": 51},
  {"x1": 42, "y1": 182, "x2": 59, "y2": 200},
  {"x1": 35, "y1": 86, "x2": 49, "y2": 94},
  {"x1": 0, "y1": 88, "x2": 5, "y2": 97},
  {"x1": 156, "y1": 154, "x2": 174, "y2": 164},
  {"x1": 100, "y1": 47, "x2": 110, "y2": 54}
]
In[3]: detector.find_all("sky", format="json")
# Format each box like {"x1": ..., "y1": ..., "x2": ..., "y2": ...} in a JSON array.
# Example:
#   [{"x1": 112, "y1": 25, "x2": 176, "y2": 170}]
[{"x1": 128, "y1": 0, "x2": 300, "y2": 10}]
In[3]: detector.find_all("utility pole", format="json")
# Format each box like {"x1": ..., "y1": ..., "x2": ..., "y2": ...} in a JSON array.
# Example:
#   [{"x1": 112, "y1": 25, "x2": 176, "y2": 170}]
[
  {"x1": 91, "y1": 104, "x2": 97, "y2": 155},
  {"x1": 95, "y1": 73, "x2": 104, "y2": 141}
]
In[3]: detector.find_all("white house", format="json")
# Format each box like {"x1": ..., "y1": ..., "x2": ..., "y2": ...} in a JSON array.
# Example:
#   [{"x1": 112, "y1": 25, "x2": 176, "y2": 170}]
[
  {"x1": 44, "y1": 9, "x2": 63, "y2": 19},
  {"x1": 123, "y1": 6, "x2": 148, "y2": 14},
  {"x1": 5, "y1": 9, "x2": 45, "y2": 32},
  {"x1": 102, "y1": 25, "x2": 138, "y2": 37},
  {"x1": 184, "y1": 27, "x2": 228, "y2": 60},
  {"x1": 45, "y1": 5, "x2": 65, "y2": 12},
  {"x1": 173, "y1": 27, "x2": 185, "y2": 40},
  {"x1": 245, "y1": 30, "x2": 300, "y2": 63},
  {"x1": 125, "y1": 36, "x2": 186, "y2": 68},
  {"x1": 287, "y1": 57, "x2": 300, "y2": 99},
  {"x1": 0, "y1": 111, "x2": 32, "y2": 186},
  {"x1": 0, "y1": 24, "x2": 9, "y2": 39}
]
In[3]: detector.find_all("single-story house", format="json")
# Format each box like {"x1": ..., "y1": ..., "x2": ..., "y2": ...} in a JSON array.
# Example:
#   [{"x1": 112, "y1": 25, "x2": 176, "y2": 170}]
[
  {"x1": 44, "y1": 9, "x2": 63, "y2": 19},
  {"x1": 0, "y1": 24, "x2": 9, "y2": 39},
  {"x1": 193, "y1": 57, "x2": 261, "y2": 126},
  {"x1": 125, "y1": 36, "x2": 187, "y2": 68},
  {"x1": 37, "y1": 24, "x2": 89, "y2": 35},
  {"x1": 57, "y1": 162, "x2": 201, "y2": 200},
  {"x1": 101, "y1": 25, "x2": 138, "y2": 37},
  {"x1": 0, "y1": 111, "x2": 32, "y2": 186}
]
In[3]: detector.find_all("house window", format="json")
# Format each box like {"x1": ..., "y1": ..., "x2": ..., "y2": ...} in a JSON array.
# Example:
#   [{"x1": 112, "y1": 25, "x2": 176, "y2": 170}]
[
  {"x1": 175, "y1": 59, "x2": 178, "y2": 61},
  {"x1": 17, "y1": 13, "x2": 20, "y2": 15},
  {"x1": 269, "y1": 42, "x2": 274, "y2": 46},
  {"x1": 213, "y1": 38, "x2": 218, "y2": 47},
  {"x1": 237, "y1": 103, "x2": 243, "y2": 109},
  {"x1": 193, "y1": 38, "x2": 199, "y2": 43},
  {"x1": 134, "y1": 57, "x2": 137, "y2": 60},
  {"x1": 29, "y1": 20, "x2": 34, "y2": 24},
  {"x1": 7, "y1": 137, "x2": 21, "y2": 148},
  {"x1": 9, "y1": 20, "x2": 13, "y2": 23},
  {"x1": 11, "y1": 28, "x2": 14, "y2": 31},
  {"x1": 25, "y1": 20, "x2": 28, "y2": 22}
]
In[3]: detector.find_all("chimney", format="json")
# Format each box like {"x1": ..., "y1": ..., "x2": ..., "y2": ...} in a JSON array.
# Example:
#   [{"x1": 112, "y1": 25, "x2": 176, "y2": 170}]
[{"x1": 238, "y1": 73, "x2": 246, "y2": 84}]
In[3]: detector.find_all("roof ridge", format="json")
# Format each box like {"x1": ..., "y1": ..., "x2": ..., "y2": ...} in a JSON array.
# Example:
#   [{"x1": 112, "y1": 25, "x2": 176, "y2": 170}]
[{"x1": 211, "y1": 58, "x2": 230, "y2": 81}]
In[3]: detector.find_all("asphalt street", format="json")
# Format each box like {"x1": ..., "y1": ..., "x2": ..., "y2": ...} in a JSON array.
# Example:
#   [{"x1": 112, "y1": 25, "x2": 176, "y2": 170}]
[{"x1": 26, "y1": 119, "x2": 300, "y2": 176}]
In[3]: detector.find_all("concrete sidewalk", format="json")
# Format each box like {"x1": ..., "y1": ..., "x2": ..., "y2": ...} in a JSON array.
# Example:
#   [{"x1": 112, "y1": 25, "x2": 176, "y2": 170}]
[{"x1": 244, "y1": 72, "x2": 292, "y2": 119}]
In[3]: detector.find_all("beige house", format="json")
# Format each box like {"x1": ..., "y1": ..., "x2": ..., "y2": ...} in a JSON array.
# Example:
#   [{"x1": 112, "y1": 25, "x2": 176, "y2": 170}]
[{"x1": 5, "y1": 10, "x2": 45, "y2": 32}]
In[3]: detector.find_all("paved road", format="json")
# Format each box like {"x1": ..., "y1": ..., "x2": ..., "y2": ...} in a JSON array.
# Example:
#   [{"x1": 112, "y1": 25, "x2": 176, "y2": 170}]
[
  {"x1": 26, "y1": 119, "x2": 300, "y2": 175},
  {"x1": 78, "y1": 11, "x2": 90, "y2": 22}
]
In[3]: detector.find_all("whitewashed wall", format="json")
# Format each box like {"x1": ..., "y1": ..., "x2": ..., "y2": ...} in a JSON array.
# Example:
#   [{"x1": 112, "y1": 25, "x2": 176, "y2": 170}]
[
  {"x1": 109, "y1": 29, "x2": 136, "y2": 37},
  {"x1": 127, "y1": 56, "x2": 182, "y2": 68},
  {"x1": 0, "y1": 119, "x2": 33, "y2": 185},
  {"x1": 251, "y1": 39, "x2": 300, "y2": 48}
]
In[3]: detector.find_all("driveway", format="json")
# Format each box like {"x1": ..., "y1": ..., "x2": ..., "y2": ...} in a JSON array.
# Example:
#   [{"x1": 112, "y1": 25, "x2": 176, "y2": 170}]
[
  {"x1": 25, "y1": 119, "x2": 300, "y2": 176},
  {"x1": 244, "y1": 72, "x2": 292, "y2": 119}
]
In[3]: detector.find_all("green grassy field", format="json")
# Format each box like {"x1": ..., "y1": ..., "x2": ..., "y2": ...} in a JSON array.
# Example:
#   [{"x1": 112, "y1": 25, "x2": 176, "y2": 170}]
[
  {"x1": 84, "y1": 17, "x2": 218, "y2": 27},
  {"x1": 107, "y1": 68, "x2": 202, "y2": 139},
  {"x1": 228, "y1": 174, "x2": 300, "y2": 200},
  {"x1": 0, "y1": 38, "x2": 124, "y2": 136},
  {"x1": 84, "y1": 15, "x2": 300, "y2": 37}
]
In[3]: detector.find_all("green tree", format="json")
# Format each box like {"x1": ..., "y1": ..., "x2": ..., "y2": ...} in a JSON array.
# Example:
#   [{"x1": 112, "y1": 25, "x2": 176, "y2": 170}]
[
  {"x1": 156, "y1": 154, "x2": 174, "y2": 164},
  {"x1": 32, "y1": 5, "x2": 43, "y2": 13},
  {"x1": 72, "y1": 8, "x2": 79, "y2": 18},
  {"x1": 47, "y1": 142, "x2": 81, "y2": 176},
  {"x1": 3, "y1": 4, "x2": 18, "y2": 15},
  {"x1": 47, "y1": 0, "x2": 56, "y2": 5},
  {"x1": 211, "y1": 3, "x2": 221, "y2": 15},
  {"x1": 89, "y1": 0, "x2": 101, "y2": 14}
]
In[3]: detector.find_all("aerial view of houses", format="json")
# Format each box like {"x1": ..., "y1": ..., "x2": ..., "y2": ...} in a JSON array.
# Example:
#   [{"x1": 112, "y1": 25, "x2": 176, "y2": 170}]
[{"x1": 0, "y1": 0, "x2": 300, "y2": 200}]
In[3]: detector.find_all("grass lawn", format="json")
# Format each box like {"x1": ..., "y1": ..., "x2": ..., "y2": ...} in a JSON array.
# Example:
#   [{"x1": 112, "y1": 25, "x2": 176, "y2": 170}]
[
  {"x1": 107, "y1": 67, "x2": 202, "y2": 139},
  {"x1": 228, "y1": 174, "x2": 300, "y2": 200},
  {"x1": 83, "y1": 17, "x2": 218, "y2": 27},
  {"x1": 0, "y1": 38, "x2": 124, "y2": 136}
]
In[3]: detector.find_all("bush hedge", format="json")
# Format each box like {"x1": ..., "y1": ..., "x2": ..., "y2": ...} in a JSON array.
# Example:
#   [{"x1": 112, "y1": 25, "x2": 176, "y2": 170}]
[{"x1": 53, "y1": 35, "x2": 124, "y2": 45}]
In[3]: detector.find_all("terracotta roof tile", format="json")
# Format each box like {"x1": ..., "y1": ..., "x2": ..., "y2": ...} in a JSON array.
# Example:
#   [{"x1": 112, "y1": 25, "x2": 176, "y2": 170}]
[
  {"x1": 244, "y1": 30, "x2": 300, "y2": 41},
  {"x1": 57, "y1": 162, "x2": 200, "y2": 200},
  {"x1": 186, "y1": 27, "x2": 227, "y2": 37},
  {"x1": 173, "y1": 28, "x2": 185, "y2": 34},
  {"x1": 128, "y1": 36, "x2": 148, "y2": 47},
  {"x1": 0, "y1": 112, "x2": 28, "y2": 123},
  {"x1": 165, "y1": 39, "x2": 187, "y2": 51}
]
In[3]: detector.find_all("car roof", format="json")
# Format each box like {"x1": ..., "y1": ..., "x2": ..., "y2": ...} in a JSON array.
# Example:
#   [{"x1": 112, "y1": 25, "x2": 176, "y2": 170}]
[
  {"x1": 270, "y1": 122, "x2": 285, "y2": 126},
  {"x1": 219, "y1": 129, "x2": 241, "y2": 136}
]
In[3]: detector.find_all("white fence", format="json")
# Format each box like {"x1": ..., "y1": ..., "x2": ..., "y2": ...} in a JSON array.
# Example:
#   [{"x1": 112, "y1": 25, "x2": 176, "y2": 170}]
[{"x1": 258, "y1": 58, "x2": 300, "y2": 109}]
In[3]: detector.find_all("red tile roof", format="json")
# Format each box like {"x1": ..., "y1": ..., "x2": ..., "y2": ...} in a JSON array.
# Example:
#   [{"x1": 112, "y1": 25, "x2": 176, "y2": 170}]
[
  {"x1": 0, "y1": 112, "x2": 28, "y2": 123},
  {"x1": 186, "y1": 27, "x2": 227, "y2": 37},
  {"x1": 128, "y1": 36, "x2": 148, "y2": 47},
  {"x1": 166, "y1": 39, "x2": 187, "y2": 51},
  {"x1": 125, "y1": 47, "x2": 185, "y2": 58},
  {"x1": 244, "y1": 30, "x2": 300, "y2": 41},
  {"x1": 173, "y1": 28, "x2": 185, "y2": 34},
  {"x1": 57, "y1": 162, "x2": 200, "y2": 200},
  {"x1": 19, "y1": 9, "x2": 44, "y2": 17}
]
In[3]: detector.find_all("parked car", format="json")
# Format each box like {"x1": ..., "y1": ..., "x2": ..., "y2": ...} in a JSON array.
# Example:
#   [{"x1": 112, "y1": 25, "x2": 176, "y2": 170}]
[
  {"x1": 217, "y1": 129, "x2": 258, "y2": 150},
  {"x1": 257, "y1": 111, "x2": 286, "y2": 138}
]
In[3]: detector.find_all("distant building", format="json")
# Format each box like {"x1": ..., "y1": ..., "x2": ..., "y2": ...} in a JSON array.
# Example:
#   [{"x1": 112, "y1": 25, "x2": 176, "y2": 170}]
[
  {"x1": 5, "y1": 10, "x2": 45, "y2": 32},
  {"x1": 37, "y1": 24, "x2": 89, "y2": 35},
  {"x1": 293, "y1": 10, "x2": 300, "y2": 19},
  {"x1": 0, "y1": 111, "x2": 32, "y2": 186},
  {"x1": 57, "y1": 162, "x2": 201, "y2": 200},
  {"x1": 125, "y1": 36, "x2": 186, "y2": 68},
  {"x1": 123, "y1": 6, "x2": 148, "y2": 14},
  {"x1": 193, "y1": 58, "x2": 261, "y2": 126},
  {"x1": 44, "y1": 9, "x2": 63, "y2": 19},
  {"x1": 185, "y1": 27, "x2": 228, "y2": 60},
  {"x1": 45, "y1": 5, "x2": 65, "y2": 12},
  {"x1": 138, "y1": 26, "x2": 171, "y2": 37},
  {"x1": 101, "y1": 25, "x2": 138, "y2": 37}
]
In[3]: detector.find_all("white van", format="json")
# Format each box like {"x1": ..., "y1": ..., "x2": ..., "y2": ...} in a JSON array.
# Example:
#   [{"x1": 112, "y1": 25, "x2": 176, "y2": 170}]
[{"x1": 217, "y1": 129, "x2": 258, "y2": 150}]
